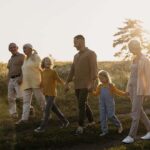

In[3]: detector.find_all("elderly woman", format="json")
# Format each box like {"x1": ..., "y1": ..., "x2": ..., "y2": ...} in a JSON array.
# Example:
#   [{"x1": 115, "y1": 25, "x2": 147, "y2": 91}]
[
  {"x1": 122, "y1": 40, "x2": 150, "y2": 144},
  {"x1": 16, "y1": 44, "x2": 46, "y2": 124}
]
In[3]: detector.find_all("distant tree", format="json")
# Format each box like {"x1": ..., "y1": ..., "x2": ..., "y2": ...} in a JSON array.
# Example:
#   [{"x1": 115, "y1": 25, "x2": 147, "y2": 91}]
[{"x1": 113, "y1": 19, "x2": 150, "y2": 60}]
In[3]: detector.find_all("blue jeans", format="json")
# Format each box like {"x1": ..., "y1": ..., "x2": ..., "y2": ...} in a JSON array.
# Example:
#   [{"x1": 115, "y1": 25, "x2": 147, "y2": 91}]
[
  {"x1": 100, "y1": 87, "x2": 121, "y2": 133},
  {"x1": 40, "y1": 96, "x2": 67, "y2": 129}
]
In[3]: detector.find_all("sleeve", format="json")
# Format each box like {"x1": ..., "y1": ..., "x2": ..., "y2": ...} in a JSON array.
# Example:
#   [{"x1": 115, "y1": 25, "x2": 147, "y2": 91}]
[
  {"x1": 89, "y1": 51, "x2": 98, "y2": 81},
  {"x1": 66, "y1": 58, "x2": 75, "y2": 83},
  {"x1": 126, "y1": 75, "x2": 131, "y2": 92},
  {"x1": 32, "y1": 54, "x2": 41, "y2": 68},
  {"x1": 111, "y1": 84, "x2": 126, "y2": 96},
  {"x1": 40, "y1": 72, "x2": 44, "y2": 88},
  {"x1": 19, "y1": 54, "x2": 25, "y2": 81},
  {"x1": 54, "y1": 70, "x2": 64, "y2": 85},
  {"x1": 7, "y1": 59, "x2": 11, "y2": 69},
  {"x1": 92, "y1": 85, "x2": 101, "y2": 96},
  {"x1": 142, "y1": 57, "x2": 150, "y2": 94},
  {"x1": 7, "y1": 60, "x2": 11, "y2": 81}
]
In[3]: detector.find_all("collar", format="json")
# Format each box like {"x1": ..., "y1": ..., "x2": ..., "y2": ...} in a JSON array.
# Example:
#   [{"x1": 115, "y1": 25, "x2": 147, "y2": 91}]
[
  {"x1": 11, "y1": 52, "x2": 20, "y2": 57},
  {"x1": 78, "y1": 47, "x2": 88, "y2": 54}
]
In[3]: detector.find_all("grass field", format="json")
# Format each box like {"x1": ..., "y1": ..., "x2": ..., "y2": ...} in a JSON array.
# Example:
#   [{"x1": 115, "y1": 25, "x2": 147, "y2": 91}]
[{"x1": 0, "y1": 61, "x2": 150, "y2": 150}]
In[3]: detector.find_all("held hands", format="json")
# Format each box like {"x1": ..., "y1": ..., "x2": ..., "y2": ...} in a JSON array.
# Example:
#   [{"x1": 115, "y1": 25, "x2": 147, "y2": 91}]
[
  {"x1": 64, "y1": 83, "x2": 70, "y2": 93},
  {"x1": 88, "y1": 80, "x2": 97, "y2": 92},
  {"x1": 125, "y1": 92, "x2": 130, "y2": 96}
]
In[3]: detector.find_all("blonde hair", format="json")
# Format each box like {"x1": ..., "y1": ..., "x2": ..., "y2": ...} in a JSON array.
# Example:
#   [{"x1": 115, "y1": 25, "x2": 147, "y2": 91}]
[
  {"x1": 98, "y1": 70, "x2": 112, "y2": 83},
  {"x1": 41, "y1": 56, "x2": 54, "y2": 69}
]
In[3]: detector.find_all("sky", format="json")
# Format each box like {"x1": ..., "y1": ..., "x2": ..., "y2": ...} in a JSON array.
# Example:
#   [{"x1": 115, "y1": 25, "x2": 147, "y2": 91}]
[{"x1": 0, "y1": 0, "x2": 150, "y2": 63}]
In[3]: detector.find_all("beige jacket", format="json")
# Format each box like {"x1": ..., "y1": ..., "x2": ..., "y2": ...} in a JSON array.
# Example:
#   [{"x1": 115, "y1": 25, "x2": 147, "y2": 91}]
[
  {"x1": 22, "y1": 54, "x2": 42, "y2": 90},
  {"x1": 127, "y1": 54, "x2": 150, "y2": 96}
]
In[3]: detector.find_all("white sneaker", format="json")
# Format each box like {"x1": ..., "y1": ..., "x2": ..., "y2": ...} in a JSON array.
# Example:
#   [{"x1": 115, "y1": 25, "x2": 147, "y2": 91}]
[
  {"x1": 122, "y1": 136, "x2": 134, "y2": 144},
  {"x1": 75, "y1": 126, "x2": 84, "y2": 135},
  {"x1": 118, "y1": 126, "x2": 123, "y2": 134},
  {"x1": 141, "y1": 132, "x2": 150, "y2": 140},
  {"x1": 34, "y1": 126, "x2": 45, "y2": 133},
  {"x1": 99, "y1": 132, "x2": 108, "y2": 137}
]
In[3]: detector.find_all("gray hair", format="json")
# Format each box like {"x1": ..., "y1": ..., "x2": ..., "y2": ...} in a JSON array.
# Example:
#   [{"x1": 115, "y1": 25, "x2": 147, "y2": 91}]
[
  {"x1": 23, "y1": 43, "x2": 33, "y2": 49},
  {"x1": 128, "y1": 39, "x2": 141, "y2": 49}
]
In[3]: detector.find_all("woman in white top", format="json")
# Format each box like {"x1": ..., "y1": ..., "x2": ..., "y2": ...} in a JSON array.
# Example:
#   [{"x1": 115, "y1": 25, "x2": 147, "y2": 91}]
[
  {"x1": 16, "y1": 43, "x2": 46, "y2": 124},
  {"x1": 122, "y1": 40, "x2": 150, "y2": 144}
]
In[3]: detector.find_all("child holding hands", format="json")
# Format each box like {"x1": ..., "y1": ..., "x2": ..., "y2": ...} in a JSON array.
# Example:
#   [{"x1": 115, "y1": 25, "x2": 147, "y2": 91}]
[
  {"x1": 34, "y1": 56, "x2": 69, "y2": 133},
  {"x1": 92, "y1": 70, "x2": 127, "y2": 136}
]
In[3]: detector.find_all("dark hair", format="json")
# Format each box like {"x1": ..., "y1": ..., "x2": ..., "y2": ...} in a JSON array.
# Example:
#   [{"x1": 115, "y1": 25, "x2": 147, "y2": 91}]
[{"x1": 74, "y1": 35, "x2": 85, "y2": 40}]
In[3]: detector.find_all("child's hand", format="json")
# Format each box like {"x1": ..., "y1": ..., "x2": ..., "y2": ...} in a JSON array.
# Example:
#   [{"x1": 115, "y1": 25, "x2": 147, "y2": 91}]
[
  {"x1": 64, "y1": 83, "x2": 70, "y2": 93},
  {"x1": 125, "y1": 92, "x2": 130, "y2": 96}
]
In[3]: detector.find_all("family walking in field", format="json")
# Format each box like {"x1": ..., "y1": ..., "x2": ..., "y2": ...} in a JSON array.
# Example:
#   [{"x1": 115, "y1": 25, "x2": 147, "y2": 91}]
[{"x1": 7, "y1": 35, "x2": 150, "y2": 144}]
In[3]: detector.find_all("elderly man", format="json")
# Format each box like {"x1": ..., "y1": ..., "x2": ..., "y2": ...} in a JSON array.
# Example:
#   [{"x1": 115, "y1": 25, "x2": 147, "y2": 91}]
[
  {"x1": 65, "y1": 35, "x2": 98, "y2": 135},
  {"x1": 7, "y1": 43, "x2": 25, "y2": 119}
]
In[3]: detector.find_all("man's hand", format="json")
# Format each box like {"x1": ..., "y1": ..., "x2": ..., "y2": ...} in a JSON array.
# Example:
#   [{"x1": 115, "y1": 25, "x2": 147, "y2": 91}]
[{"x1": 88, "y1": 79, "x2": 97, "y2": 92}]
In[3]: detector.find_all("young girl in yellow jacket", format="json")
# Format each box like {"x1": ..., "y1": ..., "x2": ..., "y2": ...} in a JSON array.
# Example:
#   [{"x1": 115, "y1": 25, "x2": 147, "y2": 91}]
[
  {"x1": 34, "y1": 56, "x2": 69, "y2": 133},
  {"x1": 92, "y1": 70, "x2": 127, "y2": 136}
]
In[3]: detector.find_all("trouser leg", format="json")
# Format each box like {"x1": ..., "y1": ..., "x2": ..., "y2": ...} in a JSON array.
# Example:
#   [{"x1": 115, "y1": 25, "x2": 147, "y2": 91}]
[
  {"x1": 8, "y1": 79, "x2": 17, "y2": 115},
  {"x1": 107, "y1": 99, "x2": 121, "y2": 128},
  {"x1": 21, "y1": 89, "x2": 32, "y2": 120},
  {"x1": 100, "y1": 98, "x2": 108, "y2": 133},
  {"x1": 86, "y1": 101, "x2": 94, "y2": 123},
  {"x1": 52, "y1": 100, "x2": 67, "y2": 123},
  {"x1": 33, "y1": 88, "x2": 46, "y2": 111},
  {"x1": 75, "y1": 89, "x2": 88, "y2": 127},
  {"x1": 40, "y1": 96, "x2": 54, "y2": 128}
]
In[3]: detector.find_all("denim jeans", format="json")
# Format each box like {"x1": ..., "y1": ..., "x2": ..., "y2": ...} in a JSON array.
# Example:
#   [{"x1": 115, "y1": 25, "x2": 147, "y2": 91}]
[
  {"x1": 40, "y1": 96, "x2": 67, "y2": 128},
  {"x1": 100, "y1": 87, "x2": 121, "y2": 133}
]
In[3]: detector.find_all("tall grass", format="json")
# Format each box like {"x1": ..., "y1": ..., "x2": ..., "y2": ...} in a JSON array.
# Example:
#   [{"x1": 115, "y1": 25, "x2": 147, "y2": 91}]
[{"x1": 0, "y1": 63, "x2": 7, "y2": 96}]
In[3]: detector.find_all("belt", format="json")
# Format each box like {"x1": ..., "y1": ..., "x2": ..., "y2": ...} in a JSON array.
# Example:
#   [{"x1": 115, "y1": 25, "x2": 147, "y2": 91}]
[{"x1": 10, "y1": 74, "x2": 21, "y2": 78}]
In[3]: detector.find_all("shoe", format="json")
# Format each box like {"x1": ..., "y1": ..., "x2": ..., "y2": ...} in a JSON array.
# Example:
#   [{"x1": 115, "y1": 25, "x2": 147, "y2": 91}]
[
  {"x1": 75, "y1": 126, "x2": 84, "y2": 135},
  {"x1": 99, "y1": 132, "x2": 108, "y2": 137},
  {"x1": 15, "y1": 119, "x2": 28, "y2": 125},
  {"x1": 60, "y1": 120, "x2": 70, "y2": 128},
  {"x1": 34, "y1": 127, "x2": 45, "y2": 133},
  {"x1": 141, "y1": 132, "x2": 150, "y2": 140},
  {"x1": 118, "y1": 126, "x2": 123, "y2": 134},
  {"x1": 87, "y1": 121, "x2": 96, "y2": 127},
  {"x1": 11, "y1": 113, "x2": 18, "y2": 119},
  {"x1": 122, "y1": 136, "x2": 134, "y2": 144}
]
